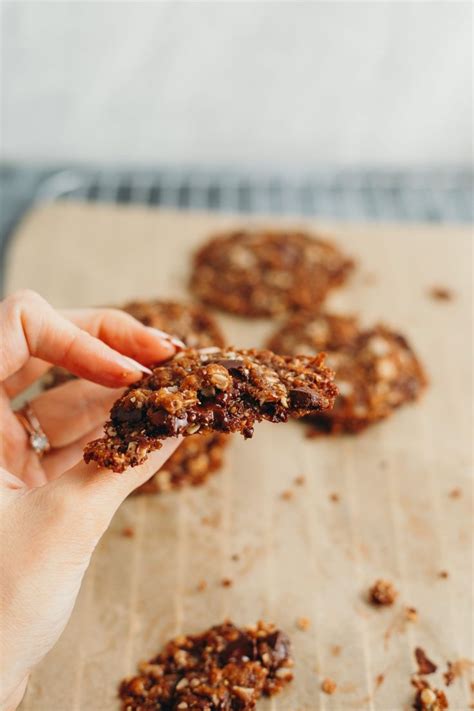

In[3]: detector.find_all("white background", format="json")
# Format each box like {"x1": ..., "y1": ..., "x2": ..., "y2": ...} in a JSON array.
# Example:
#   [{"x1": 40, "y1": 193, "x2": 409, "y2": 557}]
[{"x1": 1, "y1": 1, "x2": 472, "y2": 167}]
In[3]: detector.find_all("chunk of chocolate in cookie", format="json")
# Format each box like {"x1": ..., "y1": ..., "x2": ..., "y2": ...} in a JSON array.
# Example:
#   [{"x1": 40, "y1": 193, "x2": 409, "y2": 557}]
[
  {"x1": 118, "y1": 621, "x2": 293, "y2": 710},
  {"x1": 190, "y1": 228, "x2": 354, "y2": 317},
  {"x1": 84, "y1": 347, "x2": 337, "y2": 472},
  {"x1": 268, "y1": 313, "x2": 427, "y2": 434}
]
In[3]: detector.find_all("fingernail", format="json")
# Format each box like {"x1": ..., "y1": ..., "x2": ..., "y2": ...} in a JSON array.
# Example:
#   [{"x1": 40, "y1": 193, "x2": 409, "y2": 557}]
[
  {"x1": 146, "y1": 327, "x2": 186, "y2": 350},
  {"x1": 116, "y1": 354, "x2": 153, "y2": 375}
]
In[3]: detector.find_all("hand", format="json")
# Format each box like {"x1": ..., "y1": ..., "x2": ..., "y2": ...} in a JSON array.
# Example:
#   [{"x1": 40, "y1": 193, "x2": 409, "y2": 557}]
[{"x1": 0, "y1": 290, "x2": 181, "y2": 711}]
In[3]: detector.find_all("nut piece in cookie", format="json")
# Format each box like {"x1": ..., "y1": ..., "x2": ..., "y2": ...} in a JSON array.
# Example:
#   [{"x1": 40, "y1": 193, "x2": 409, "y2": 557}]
[
  {"x1": 118, "y1": 620, "x2": 294, "y2": 710},
  {"x1": 84, "y1": 347, "x2": 337, "y2": 472},
  {"x1": 268, "y1": 312, "x2": 427, "y2": 434},
  {"x1": 190, "y1": 228, "x2": 354, "y2": 317}
]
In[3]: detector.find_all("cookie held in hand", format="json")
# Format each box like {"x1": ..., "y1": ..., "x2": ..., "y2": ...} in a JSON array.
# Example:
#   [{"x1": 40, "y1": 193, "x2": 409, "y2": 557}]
[{"x1": 84, "y1": 347, "x2": 337, "y2": 472}]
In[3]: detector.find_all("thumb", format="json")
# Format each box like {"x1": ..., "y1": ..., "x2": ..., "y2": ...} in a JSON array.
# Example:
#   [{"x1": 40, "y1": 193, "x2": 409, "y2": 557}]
[{"x1": 49, "y1": 438, "x2": 182, "y2": 543}]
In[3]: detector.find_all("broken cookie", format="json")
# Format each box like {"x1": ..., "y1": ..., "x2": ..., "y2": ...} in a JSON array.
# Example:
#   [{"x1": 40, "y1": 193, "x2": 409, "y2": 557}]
[
  {"x1": 268, "y1": 312, "x2": 427, "y2": 434},
  {"x1": 84, "y1": 347, "x2": 337, "y2": 472},
  {"x1": 119, "y1": 621, "x2": 293, "y2": 710}
]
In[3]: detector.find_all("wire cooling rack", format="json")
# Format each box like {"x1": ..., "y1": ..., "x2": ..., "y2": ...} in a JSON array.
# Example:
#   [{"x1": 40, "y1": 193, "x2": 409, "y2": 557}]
[{"x1": 1, "y1": 164, "x2": 472, "y2": 290}]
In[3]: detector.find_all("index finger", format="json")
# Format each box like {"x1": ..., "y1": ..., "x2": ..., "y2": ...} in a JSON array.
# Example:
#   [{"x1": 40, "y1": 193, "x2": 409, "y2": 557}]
[{"x1": 1, "y1": 290, "x2": 175, "y2": 389}]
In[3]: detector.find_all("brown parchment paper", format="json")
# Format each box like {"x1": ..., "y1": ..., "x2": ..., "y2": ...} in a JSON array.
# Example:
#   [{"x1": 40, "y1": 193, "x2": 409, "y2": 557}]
[{"x1": 5, "y1": 202, "x2": 473, "y2": 711}]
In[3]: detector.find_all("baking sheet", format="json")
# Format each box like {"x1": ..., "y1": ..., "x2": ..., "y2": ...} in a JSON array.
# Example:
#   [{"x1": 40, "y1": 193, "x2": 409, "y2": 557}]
[{"x1": 5, "y1": 202, "x2": 473, "y2": 710}]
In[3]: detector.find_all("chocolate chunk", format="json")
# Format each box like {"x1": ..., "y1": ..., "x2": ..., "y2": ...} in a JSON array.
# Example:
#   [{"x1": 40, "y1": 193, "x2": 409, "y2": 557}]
[
  {"x1": 289, "y1": 386, "x2": 322, "y2": 408},
  {"x1": 265, "y1": 631, "x2": 291, "y2": 665},
  {"x1": 213, "y1": 358, "x2": 248, "y2": 376},
  {"x1": 220, "y1": 632, "x2": 255, "y2": 664},
  {"x1": 415, "y1": 647, "x2": 438, "y2": 675},
  {"x1": 118, "y1": 621, "x2": 294, "y2": 710}
]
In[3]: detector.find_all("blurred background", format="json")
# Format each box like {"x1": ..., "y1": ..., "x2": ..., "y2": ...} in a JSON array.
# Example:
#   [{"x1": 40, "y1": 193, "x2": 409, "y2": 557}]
[{"x1": 1, "y1": 0, "x2": 472, "y2": 282}]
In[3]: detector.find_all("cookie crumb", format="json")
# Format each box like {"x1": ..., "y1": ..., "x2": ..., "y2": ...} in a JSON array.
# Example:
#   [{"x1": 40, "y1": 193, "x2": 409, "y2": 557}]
[
  {"x1": 369, "y1": 579, "x2": 398, "y2": 606},
  {"x1": 196, "y1": 580, "x2": 207, "y2": 592},
  {"x1": 329, "y1": 492, "x2": 340, "y2": 503},
  {"x1": 321, "y1": 677, "x2": 337, "y2": 694},
  {"x1": 375, "y1": 673, "x2": 385, "y2": 689},
  {"x1": 448, "y1": 488, "x2": 462, "y2": 499},
  {"x1": 294, "y1": 475, "x2": 306, "y2": 486},
  {"x1": 415, "y1": 647, "x2": 438, "y2": 675},
  {"x1": 330, "y1": 645, "x2": 342, "y2": 657},
  {"x1": 428, "y1": 286, "x2": 454, "y2": 302},
  {"x1": 412, "y1": 677, "x2": 449, "y2": 710},
  {"x1": 281, "y1": 489, "x2": 294, "y2": 501},
  {"x1": 296, "y1": 617, "x2": 311, "y2": 631},
  {"x1": 438, "y1": 570, "x2": 449, "y2": 579},
  {"x1": 121, "y1": 526, "x2": 135, "y2": 538},
  {"x1": 231, "y1": 553, "x2": 240, "y2": 562},
  {"x1": 221, "y1": 578, "x2": 233, "y2": 588},
  {"x1": 405, "y1": 606, "x2": 419, "y2": 622}
]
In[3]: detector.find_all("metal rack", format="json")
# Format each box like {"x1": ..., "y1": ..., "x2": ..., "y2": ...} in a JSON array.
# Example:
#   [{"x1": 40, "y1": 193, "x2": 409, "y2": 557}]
[{"x1": 1, "y1": 164, "x2": 472, "y2": 291}]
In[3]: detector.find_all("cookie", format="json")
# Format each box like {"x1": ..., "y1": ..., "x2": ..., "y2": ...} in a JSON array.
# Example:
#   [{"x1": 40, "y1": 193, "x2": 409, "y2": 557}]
[
  {"x1": 118, "y1": 620, "x2": 293, "y2": 710},
  {"x1": 190, "y1": 228, "x2": 354, "y2": 317},
  {"x1": 83, "y1": 347, "x2": 337, "y2": 472},
  {"x1": 123, "y1": 299, "x2": 226, "y2": 349},
  {"x1": 268, "y1": 313, "x2": 427, "y2": 434},
  {"x1": 134, "y1": 432, "x2": 228, "y2": 495}
]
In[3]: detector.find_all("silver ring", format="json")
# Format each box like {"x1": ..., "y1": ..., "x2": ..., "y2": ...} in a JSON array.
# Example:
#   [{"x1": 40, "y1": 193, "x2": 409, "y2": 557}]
[{"x1": 15, "y1": 403, "x2": 51, "y2": 457}]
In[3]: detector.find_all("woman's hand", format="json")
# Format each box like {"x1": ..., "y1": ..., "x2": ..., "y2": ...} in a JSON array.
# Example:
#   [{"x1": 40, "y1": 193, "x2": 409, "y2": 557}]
[{"x1": 0, "y1": 290, "x2": 181, "y2": 711}]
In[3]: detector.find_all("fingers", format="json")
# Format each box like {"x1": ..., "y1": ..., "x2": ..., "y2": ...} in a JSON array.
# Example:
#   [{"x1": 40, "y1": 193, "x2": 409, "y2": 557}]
[
  {"x1": 1, "y1": 291, "x2": 176, "y2": 392},
  {"x1": 28, "y1": 379, "x2": 121, "y2": 449}
]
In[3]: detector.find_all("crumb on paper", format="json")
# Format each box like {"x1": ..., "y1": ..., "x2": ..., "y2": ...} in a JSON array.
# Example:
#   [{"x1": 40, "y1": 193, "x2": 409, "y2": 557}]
[
  {"x1": 444, "y1": 659, "x2": 474, "y2": 686},
  {"x1": 369, "y1": 579, "x2": 398, "y2": 606},
  {"x1": 330, "y1": 645, "x2": 342, "y2": 657},
  {"x1": 412, "y1": 676, "x2": 449, "y2": 710},
  {"x1": 405, "y1": 606, "x2": 419, "y2": 622},
  {"x1": 448, "y1": 488, "x2": 462, "y2": 499},
  {"x1": 375, "y1": 672, "x2": 385, "y2": 689},
  {"x1": 121, "y1": 526, "x2": 135, "y2": 538},
  {"x1": 415, "y1": 647, "x2": 438, "y2": 675},
  {"x1": 296, "y1": 617, "x2": 311, "y2": 631},
  {"x1": 329, "y1": 492, "x2": 340, "y2": 503},
  {"x1": 321, "y1": 677, "x2": 337, "y2": 694},
  {"x1": 196, "y1": 580, "x2": 207, "y2": 592},
  {"x1": 221, "y1": 577, "x2": 233, "y2": 588},
  {"x1": 428, "y1": 286, "x2": 454, "y2": 302},
  {"x1": 438, "y1": 570, "x2": 449, "y2": 579},
  {"x1": 280, "y1": 489, "x2": 293, "y2": 501},
  {"x1": 294, "y1": 475, "x2": 306, "y2": 486},
  {"x1": 231, "y1": 553, "x2": 240, "y2": 562}
]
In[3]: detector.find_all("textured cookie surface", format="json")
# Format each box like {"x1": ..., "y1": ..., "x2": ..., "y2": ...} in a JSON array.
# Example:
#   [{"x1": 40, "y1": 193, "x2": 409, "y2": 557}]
[
  {"x1": 84, "y1": 347, "x2": 337, "y2": 472},
  {"x1": 124, "y1": 299, "x2": 226, "y2": 349},
  {"x1": 119, "y1": 621, "x2": 293, "y2": 710},
  {"x1": 268, "y1": 313, "x2": 427, "y2": 434},
  {"x1": 190, "y1": 229, "x2": 354, "y2": 317}
]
